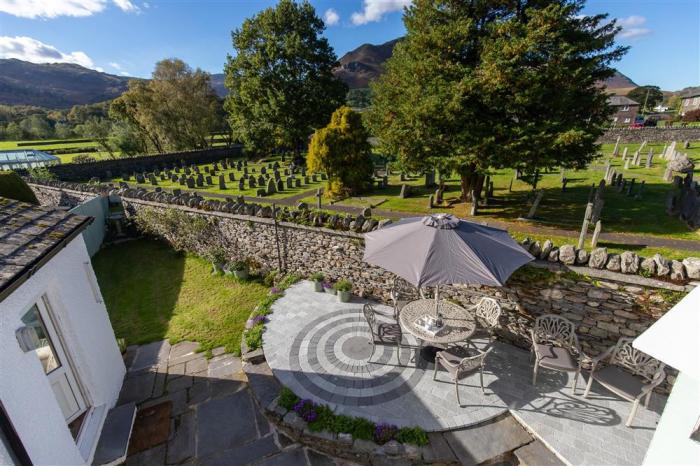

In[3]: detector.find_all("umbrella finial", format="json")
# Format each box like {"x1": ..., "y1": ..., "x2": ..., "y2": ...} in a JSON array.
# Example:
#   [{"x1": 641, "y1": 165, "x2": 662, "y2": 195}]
[{"x1": 422, "y1": 214, "x2": 459, "y2": 229}]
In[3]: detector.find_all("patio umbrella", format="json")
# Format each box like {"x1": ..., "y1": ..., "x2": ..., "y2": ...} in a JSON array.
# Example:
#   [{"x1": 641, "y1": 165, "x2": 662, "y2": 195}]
[{"x1": 363, "y1": 213, "x2": 534, "y2": 319}]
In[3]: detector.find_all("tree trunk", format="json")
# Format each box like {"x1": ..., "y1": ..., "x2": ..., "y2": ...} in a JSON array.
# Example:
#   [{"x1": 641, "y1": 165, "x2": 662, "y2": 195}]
[{"x1": 459, "y1": 163, "x2": 477, "y2": 202}]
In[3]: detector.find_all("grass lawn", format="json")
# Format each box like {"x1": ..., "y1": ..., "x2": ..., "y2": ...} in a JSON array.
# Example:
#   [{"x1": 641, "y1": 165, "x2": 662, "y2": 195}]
[
  {"x1": 112, "y1": 155, "x2": 324, "y2": 201},
  {"x1": 321, "y1": 141, "x2": 700, "y2": 243},
  {"x1": 93, "y1": 239, "x2": 268, "y2": 356}
]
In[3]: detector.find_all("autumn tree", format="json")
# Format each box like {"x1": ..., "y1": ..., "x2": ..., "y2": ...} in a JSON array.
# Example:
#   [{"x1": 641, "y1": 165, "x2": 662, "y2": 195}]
[
  {"x1": 627, "y1": 86, "x2": 663, "y2": 112},
  {"x1": 110, "y1": 59, "x2": 220, "y2": 153},
  {"x1": 368, "y1": 0, "x2": 626, "y2": 202},
  {"x1": 224, "y1": 0, "x2": 347, "y2": 157},
  {"x1": 307, "y1": 106, "x2": 374, "y2": 197}
]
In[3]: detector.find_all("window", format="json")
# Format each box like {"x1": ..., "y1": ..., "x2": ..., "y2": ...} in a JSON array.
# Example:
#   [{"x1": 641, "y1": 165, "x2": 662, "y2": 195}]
[
  {"x1": 621, "y1": 105, "x2": 629, "y2": 111},
  {"x1": 624, "y1": 118, "x2": 631, "y2": 123},
  {"x1": 685, "y1": 100, "x2": 690, "y2": 106},
  {"x1": 21, "y1": 304, "x2": 61, "y2": 374}
]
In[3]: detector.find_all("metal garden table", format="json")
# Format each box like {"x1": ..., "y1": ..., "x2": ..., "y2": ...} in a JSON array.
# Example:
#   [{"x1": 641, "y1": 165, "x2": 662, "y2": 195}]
[{"x1": 399, "y1": 299, "x2": 476, "y2": 362}]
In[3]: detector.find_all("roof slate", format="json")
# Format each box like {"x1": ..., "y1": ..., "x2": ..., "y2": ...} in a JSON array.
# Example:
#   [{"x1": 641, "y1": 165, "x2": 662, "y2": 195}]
[
  {"x1": 0, "y1": 197, "x2": 90, "y2": 299},
  {"x1": 607, "y1": 95, "x2": 640, "y2": 106}
]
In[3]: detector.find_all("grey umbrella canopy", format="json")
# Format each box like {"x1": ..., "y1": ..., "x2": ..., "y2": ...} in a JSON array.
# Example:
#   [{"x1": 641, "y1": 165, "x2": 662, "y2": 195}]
[{"x1": 363, "y1": 214, "x2": 534, "y2": 288}]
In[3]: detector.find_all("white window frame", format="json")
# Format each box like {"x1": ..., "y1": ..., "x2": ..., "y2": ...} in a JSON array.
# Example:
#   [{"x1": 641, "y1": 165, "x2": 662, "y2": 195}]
[
  {"x1": 624, "y1": 118, "x2": 631, "y2": 123},
  {"x1": 622, "y1": 105, "x2": 630, "y2": 111}
]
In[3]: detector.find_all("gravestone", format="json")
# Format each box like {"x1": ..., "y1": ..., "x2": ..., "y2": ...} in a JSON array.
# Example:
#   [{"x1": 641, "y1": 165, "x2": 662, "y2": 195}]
[
  {"x1": 123, "y1": 173, "x2": 130, "y2": 181},
  {"x1": 173, "y1": 189, "x2": 182, "y2": 196},
  {"x1": 204, "y1": 166, "x2": 210, "y2": 173},
  {"x1": 186, "y1": 177, "x2": 195, "y2": 189},
  {"x1": 525, "y1": 191, "x2": 543, "y2": 219},
  {"x1": 274, "y1": 171, "x2": 281, "y2": 181},
  {"x1": 618, "y1": 179, "x2": 627, "y2": 193},
  {"x1": 400, "y1": 172, "x2": 406, "y2": 182},
  {"x1": 286, "y1": 177, "x2": 294, "y2": 189},
  {"x1": 243, "y1": 167, "x2": 248, "y2": 176},
  {"x1": 179, "y1": 175, "x2": 186, "y2": 186},
  {"x1": 171, "y1": 174, "x2": 179, "y2": 183},
  {"x1": 229, "y1": 172, "x2": 236, "y2": 182},
  {"x1": 621, "y1": 147, "x2": 628, "y2": 160},
  {"x1": 219, "y1": 175, "x2": 226, "y2": 190},
  {"x1": 238, "y1": 179, "x2": 245, "y2": 190},
  {"x1": 149, "y1": 174, "x2": 158, "y2": 186},
  {"x1": 315, "y1": 188, "x2": 322, "y2": 209},
  {"x1": 612, "y1": 136, "x2": 620, "y2": 156},
  {"x1": 626, "y1": 178, "x2": 635, "y2": 196},
  {"x1": 136, "y1": 174, "x2": 145, "y2": 184},
  {"x1": 294, "y1": 179, "x2": 301, "y2": 188},
  {"x1": 635, "y1": 180, "x2": 646, "y2": 200},
  {"x1": 561, "y1": 178, "x2": 568, "y2": 192},
  {"x1": 206, "y1": 176, "x2": 213, "y2": 185},
  {"x1": 312, "y1": 174, "x2": 319, "y2": 182},
  {"x1": 160, "y1": 173, "x2": 166, "y2": 181},
  {"x1": 304, "y1": 175, "x2": 311, "y2": 184},
  {"x1": 197, "y1": 173, "x2": 204, "y2": 186},
  {"x1": 591, "y1": 220, "x2": 602, "y2": 248},
  {"x1": 185, "y1": 167, "x2": 191, "y2": 175},
  {"x1": 249, "y1": 176, "x2": 257, "y2": 188},
  {"x1": 276, "y1": 179, "x2": 284, "y2": 191},
  {"x1": 624, "y1": 158, "x2": 631, "y2": 170},
  {"x1": 258, "y1": 175, "x2": 266, "y2": 186},
  {"x1": 424, "y1": 170, "x2": 436, "y2": 188},
  {"x1": 399, "y1": 183, "x2": 410, "y2": 199},
  {"x1": 435, "y1": 187, "x2": 443, "y2": 204},
  {"x1": 428, "y1": 194, "x2": 434, "y2": 209},
  {"x1": 577, "y1": 202, "x2": 594, "y2": 249},
  {"x1": 261, "y1": 167, "x2": 267, "y2": 175},
  {"x1": 266, "y1": 178, "x2": 276, "y2": 195},
  {"x1": 646, "y1": 150, "x2": 654, "y2": 168}
]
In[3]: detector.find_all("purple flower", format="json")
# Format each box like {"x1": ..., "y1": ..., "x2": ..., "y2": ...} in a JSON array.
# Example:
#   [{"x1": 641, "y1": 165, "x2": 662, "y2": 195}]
[
  {"x1": 252, "y1": 315, "x2": 266, "y2": 325},
  {"x1": 269, "y1": 287, "x2": 281, "y2": 295},
  {"x1": 293, "y1": 399, "x2": 318, "y2": 423},
  {"x1": 322, "y1": 281, "x2": 332, "y2": 289},
  {"x1": 374, "y1": 423, "x2": 398, "y2": 444}
]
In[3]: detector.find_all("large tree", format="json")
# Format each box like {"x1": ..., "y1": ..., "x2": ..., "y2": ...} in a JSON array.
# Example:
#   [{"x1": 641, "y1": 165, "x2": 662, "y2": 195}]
[
  {"x1": 111, "y1": 59, "x2": 220, "y2": 153},
  {"x1": 224, "y1": 0, "x2": 347, "y2": 157},
  {"x1": 368, "y1": 0, "x2": 626, "y2": 201}
]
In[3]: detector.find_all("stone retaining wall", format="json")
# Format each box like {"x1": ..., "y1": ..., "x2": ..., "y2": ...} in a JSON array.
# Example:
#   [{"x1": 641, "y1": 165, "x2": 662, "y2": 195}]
[
  {"x1": 21, "y1": 146, "x2": 242, "y2": 181},
  {"x1": 599, "y1": 127, "x2": 700, "y2": 143},
  {"x1": 29, "y1": 183, "x2": 695, "y2": 382}
]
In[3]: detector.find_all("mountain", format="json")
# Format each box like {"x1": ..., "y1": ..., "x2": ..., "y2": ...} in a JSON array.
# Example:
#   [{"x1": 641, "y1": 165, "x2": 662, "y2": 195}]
[
  {"x1": 333, "y1": 38, "x2": 401, "y2": 89},
  {"x1": 0, "y1": 59, "x2": 133, "y2": 108},
  {"x1": 210, "y1": 73, "x2": 227, "y2": 98}
]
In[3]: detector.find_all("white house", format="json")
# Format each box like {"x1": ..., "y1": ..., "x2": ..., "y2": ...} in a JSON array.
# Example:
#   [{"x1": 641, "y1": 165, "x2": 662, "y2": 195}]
[
  {"x1": 634, "y1": 285, "x2": 700, "y2": 466},
  {"x1": 0, "y1": 198, "x2": 130, "y2": 465}
]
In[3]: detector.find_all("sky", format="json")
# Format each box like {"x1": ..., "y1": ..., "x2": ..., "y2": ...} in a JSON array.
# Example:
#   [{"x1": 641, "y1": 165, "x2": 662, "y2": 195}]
[{"x1": 0, "y1": 0, "x2": 698, "y2": 91}]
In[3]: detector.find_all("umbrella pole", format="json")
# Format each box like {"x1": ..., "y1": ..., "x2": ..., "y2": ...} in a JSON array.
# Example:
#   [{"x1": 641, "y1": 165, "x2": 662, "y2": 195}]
[{"x1": 435, "y1": 284, "x2": 439, "y2": 318}]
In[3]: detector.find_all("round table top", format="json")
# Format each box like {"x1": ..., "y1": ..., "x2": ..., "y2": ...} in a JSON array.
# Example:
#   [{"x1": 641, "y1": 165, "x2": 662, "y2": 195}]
[{"x1": 399, "y1": 299, "x2": 476, "y2": 344}]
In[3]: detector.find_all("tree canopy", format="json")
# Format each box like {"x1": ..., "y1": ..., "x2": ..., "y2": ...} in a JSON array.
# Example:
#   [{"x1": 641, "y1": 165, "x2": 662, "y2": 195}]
[
  {"x1": 627, "y1": 85, "x2": 663, "y2": 112},
  {"x1": 110, "y1": 59, "x2": 221, "y2": 153},
  {"x1": 224, "y1": 0, "x2": 347, "y2": 156},
  {"x1": 307, "y1": 106, "x2": 374, "y2": 197},
  {"x1": 368, "y1": 0, "x2": 626, "y2": 199}
]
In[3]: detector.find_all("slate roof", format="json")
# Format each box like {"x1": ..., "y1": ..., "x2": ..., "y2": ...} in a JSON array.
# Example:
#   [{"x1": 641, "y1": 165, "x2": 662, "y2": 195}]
[
  {"x1": 0, "y1": 197, "x2": 91, "y2": 301},
  {"x1": 607, "y1": 95, "x2": 639, "y2": 106}
]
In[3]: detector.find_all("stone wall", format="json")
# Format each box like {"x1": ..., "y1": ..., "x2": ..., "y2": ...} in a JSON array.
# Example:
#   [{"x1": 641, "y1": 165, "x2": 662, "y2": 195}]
[
  {"x1": 30, "y1": 182, "x2": 696, "y2": 390},
  {"x1": 599, "y1": 127, "x2": 700, "y2": 143},
  {"x1": 20, "y1": 146, "x2": 242, "y2": 181}
]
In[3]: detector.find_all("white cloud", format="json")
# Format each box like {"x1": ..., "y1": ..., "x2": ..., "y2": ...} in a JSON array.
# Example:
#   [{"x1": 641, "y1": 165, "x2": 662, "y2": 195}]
[
  {"x1": 0, "y1": 36, "x2": 97, "y2": 69},
  {"x1": 0, "y1": 0, "x2": 138, "y2": 19},
  {"x1": 119, "y1": 71, "x2": 129, "y2": 76},
  {"x1": 109, "y1": 61, "x2": 122, "y2": 70},
  {"x1": 324, "y1": 8, "x2": 340, "y2": 26},
  {"x1": 617, "y1": 15, "x2": 651, "y2": 39},
  {"x1": 351, "y1": 0, "x2": 411, "y2": 25}
]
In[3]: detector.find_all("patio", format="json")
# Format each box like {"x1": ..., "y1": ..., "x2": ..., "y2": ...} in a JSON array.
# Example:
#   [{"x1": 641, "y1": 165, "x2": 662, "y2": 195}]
[{"x1": 264, "y1": 282, "x2": 667, "y2": 466}]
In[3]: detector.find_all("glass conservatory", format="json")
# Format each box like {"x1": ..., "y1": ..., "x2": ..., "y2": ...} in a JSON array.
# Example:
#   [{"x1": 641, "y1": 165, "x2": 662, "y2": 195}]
[{"x1": 0, "y1": 149, "x2": 60, "y2": 171}]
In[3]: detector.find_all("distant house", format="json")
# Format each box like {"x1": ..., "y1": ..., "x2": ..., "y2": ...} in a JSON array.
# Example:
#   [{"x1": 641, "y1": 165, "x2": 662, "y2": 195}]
[
  {"x1": 634, "y1": 286, "x2": 700, "y2": 465},
  {"x1": 679, "y1": 93, "x2": 700, "y2": 116},
  {"x1": 608, "y1": 95, "x2": 640, "y2": 126},
  {"x1": 0, "y1": 198, "x2": 131, "y2": 465}
]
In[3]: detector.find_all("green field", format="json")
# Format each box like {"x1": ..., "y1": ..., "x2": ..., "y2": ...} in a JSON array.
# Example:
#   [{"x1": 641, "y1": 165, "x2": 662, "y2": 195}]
[
  {"x1": 93, "y1": 239, "x2": 268, "y2": 355},
  {"x1": 114, "y1": 155, "x2": 325, "y2": 201}
]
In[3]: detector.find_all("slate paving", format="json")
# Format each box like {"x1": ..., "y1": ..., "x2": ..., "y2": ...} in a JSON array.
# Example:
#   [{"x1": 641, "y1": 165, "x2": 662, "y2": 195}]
[
  {"x1": 264, "y1": 282, "x2": 669, "y2": 466},
  {"x1": 119, "y1": 340, "x2": 348, "y2": 465}
]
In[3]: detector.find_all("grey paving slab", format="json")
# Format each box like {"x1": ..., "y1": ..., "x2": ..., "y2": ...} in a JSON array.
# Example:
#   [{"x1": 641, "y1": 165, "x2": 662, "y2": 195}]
[
  {"x1": 199, "y1": 435, "x2": 280, "y2": 466},
  {"x1": 264, "y1": 282, "x2": 668, "y2": 466},
  {"x1": 131, "y1": 340, "x2": 171, "y2": 372},
  {"x1": 444, "y1": 415, "x2": 531, "y2": 466},
  {"x1": 253, "y1": 447, "x2": 308, "y2": 466},
  {"x1": 166, "y1": 410, "x2": 195, "y2": 465},
  {"x1": 125, "y1": 444, "x2": 166, "y2": 466},
  {"x1": 196, "y1": 390, "x2": 258, "y2": 457}
]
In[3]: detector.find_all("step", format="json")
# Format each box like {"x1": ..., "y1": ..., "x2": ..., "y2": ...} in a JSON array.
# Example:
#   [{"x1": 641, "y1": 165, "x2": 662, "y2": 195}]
[
  {"x1": 92, "y1": 402, "x2": 137, "y2": 466},
  {"x1": 443, "y1": 414, "x2": 532, "y2": 466},
  {"x1": 514, "y1": 440, "x2": 565, "y2": 466}
]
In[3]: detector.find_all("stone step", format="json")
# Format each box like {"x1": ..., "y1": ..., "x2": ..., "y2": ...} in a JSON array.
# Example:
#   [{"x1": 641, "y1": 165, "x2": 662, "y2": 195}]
[
  {"x1": 514, "y1": 440, "x2": 565, "y2": 466},
  {"x1": 443, "y1": 414, "x2": 532, "y2": 466},
  {"x1": 92, "y1": 402, "x2": 137, "y2": 466}
]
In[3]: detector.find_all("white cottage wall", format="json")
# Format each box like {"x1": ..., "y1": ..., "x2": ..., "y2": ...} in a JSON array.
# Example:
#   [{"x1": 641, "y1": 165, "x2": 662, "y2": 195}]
[{"x1": 0, "y1": 236, "x2": 125, "y2": 465}]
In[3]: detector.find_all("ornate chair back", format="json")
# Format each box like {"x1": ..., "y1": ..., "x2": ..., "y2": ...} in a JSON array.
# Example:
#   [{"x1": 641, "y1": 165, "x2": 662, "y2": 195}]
[
  {"x1": 609, "y1": 338, "x2": 665, "y2": 383},
  {"x1": 390, "y1": 277, "x2": 420, "y2": 304},
  {"x1": 457, "y1": 347, "x2": 493, "y2": 376},
  {"x1": 362, "y1": 303, "x2": 378, "y2": 336},
  {"x1": 533, "y1": 314, "x2": 579, "y2": 349},
  {"x1": 475, "y1": 297, "x2": 501, "y2": 329}
]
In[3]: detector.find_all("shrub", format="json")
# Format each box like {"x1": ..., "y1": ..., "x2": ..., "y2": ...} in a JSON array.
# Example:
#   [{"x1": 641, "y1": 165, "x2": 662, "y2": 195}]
[
  {"x1": 374, "y1": 423, "x2": 399, "y2": 444},
  {"x1": 293, "y1": 399, "x2": 318, "y2": 422},
  {"x1": 682, "y1": 109, "x2": 700, "y2": 122},
  {"x1": 72, "y1": 154, "x2": 97, "y2": 164},
  {"x1": 0, "y1": 171, "x2": 39, "y2": 204},
  {"x1": 27, "y1": 167, "x2": 57, "y2": 182},
  {"x1": 333, "y1": 279, "x2": 352, "y2": 292},
  {"x1": 244, "y1": 324, "x2": 264, "y2": 350},
  {"x1": 310, "y1": 272, "x2": 324, "y2": 282},
  {"x1": 279, "y1": 386, "x2": 300, "y2": 410},
  {"x1": 395, "y1": 426, "x2": 429, "y2": 446},
  {"x1": 230, "y1": 260, "x2": 248, "y2": 271}
]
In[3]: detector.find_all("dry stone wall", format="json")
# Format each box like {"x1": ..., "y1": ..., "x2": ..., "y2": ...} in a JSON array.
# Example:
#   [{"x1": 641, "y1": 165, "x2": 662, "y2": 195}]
[
  {"x1": 600, "y1": 127, "x2": 700, "y2": 143},
  {"x1": 30, "y1": 182, "x2": 695, "y2": 391}
]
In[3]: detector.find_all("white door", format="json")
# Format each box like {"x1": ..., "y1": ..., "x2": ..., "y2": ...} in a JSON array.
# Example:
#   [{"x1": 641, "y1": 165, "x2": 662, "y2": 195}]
[{"x1": 21, "y1": 300, "x2": 87, "y2": 423}]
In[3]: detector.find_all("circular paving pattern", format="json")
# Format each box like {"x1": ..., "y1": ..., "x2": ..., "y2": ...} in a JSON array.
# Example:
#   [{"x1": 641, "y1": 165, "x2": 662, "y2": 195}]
[{"x1": 288, "y1": 309, "x2": 427, "y2": 406}]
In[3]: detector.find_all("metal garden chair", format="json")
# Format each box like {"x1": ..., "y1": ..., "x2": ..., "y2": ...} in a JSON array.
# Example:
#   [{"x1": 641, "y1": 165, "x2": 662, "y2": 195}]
[
  {"x1": 362, "y1": 303, "x2": 404, "y2": 365},
  {"x1": 530, "y1": 314, "x2": 584, "y2": 394},
  {"x1": 433, "y1": 346, "x2": 493, "y2": 404}
]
